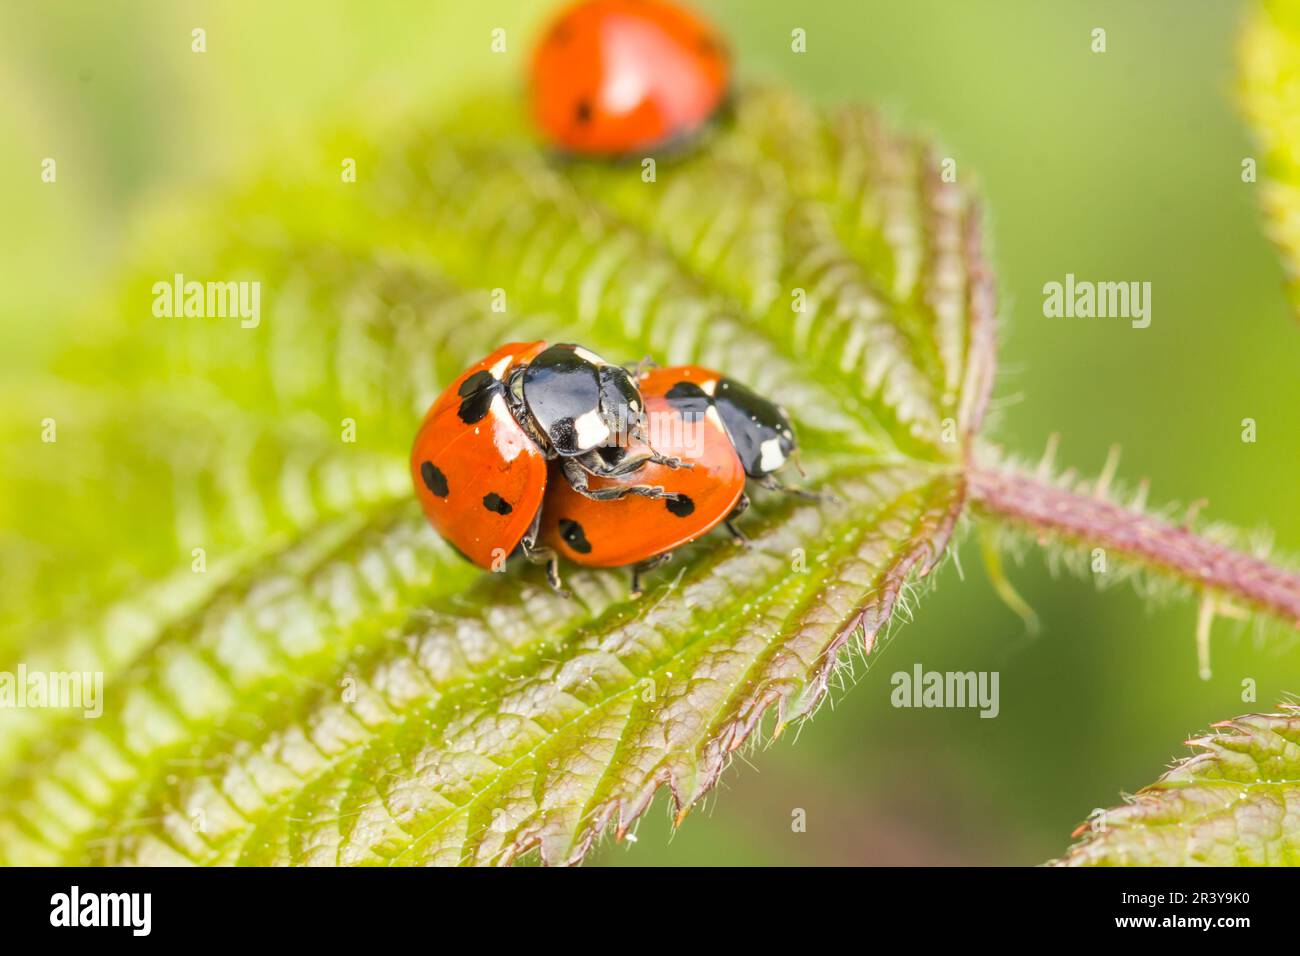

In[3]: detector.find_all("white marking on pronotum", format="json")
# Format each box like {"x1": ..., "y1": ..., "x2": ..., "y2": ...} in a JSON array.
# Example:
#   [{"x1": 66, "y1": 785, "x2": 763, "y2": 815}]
[
  {"x1": 700, "y1": 379, "x2": 718, "y2": 396},
  {"x1": 759, "y1": 437, "x2": 787, "y2": 473},
  {"x1": 572, "y1": 346, "x2": 605, "y2": 365},
  {"x1": 488, "y1": 353, "x2": 517, "y2": 379},
  {"x1": 489, "y1": 394, "x2": 528, "y2": 462},
  {"x1": 573, "y1": 408, "x2": 611, "y2": 448},
  {"x1": 705, "y1": 406, "x2": 725, "y2": 432}
]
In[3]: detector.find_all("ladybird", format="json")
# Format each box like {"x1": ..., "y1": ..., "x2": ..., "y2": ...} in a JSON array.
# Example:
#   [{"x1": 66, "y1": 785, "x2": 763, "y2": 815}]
[
  {"x1": 639, "y1": 365, "x2": 808, "y2": 492},
  {"x1": 410, "y1": 342, "x2": 681, "y2": 588},
  {"x1": 539, "y1": 364, "x2": 814, "y2": 595},
  {"x1": 539, "y1": 388, "x2": 747, "y2": 595},
  {"x1": 530, "y1": 0, "x2": 731, "y2": 157}
]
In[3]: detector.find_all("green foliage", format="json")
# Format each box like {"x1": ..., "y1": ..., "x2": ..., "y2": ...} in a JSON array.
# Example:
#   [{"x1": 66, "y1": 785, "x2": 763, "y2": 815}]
[
  {"x1": 0, "y1": 90, "x2": 990, "y2": 864},
  {"x1": 1241, "y1": 0, "x2": 1300, "y2": 318},
  {"x1": 1055, "y1": 703, "x2": 1300, "y2": 866}
]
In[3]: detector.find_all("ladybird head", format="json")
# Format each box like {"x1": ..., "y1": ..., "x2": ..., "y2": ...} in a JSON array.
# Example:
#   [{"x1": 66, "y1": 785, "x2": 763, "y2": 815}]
[
  {"x1": 520, "y1": 343, "x2": 645, "y2": 456},
  {"x1": 665, "y1": 374, "x2": 795, "y2": 478},
  {"x1": 708, "y1": 377, "x2": 797, "y2": 479}
]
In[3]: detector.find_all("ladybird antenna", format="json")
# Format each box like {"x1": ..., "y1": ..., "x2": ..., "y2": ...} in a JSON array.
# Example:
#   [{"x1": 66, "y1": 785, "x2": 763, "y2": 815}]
[
  {"x1": 791, "y1": 448, "x2": 808, "y2": 479},
  {"x1": 622, "y1": 356, "x2": 658, "y2": 379}
]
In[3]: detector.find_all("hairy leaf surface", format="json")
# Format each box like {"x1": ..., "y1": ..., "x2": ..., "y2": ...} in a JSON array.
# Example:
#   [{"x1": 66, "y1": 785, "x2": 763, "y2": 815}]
[
  {"x1": 0, "y1": 89, "x2": 992, "y2": 865},
  {"x1": 1055, "y1": 704, "x2": 1300, "y2": 866}
]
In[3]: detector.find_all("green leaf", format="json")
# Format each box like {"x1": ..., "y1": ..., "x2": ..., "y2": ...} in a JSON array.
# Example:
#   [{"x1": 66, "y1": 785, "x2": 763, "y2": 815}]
[
  {"x1": 1053, "y1": 704, "x2": 1300, "y2": 866},
  {"x1": 0, "y1": 88, "x2": 989, "y2": 864},
  {"x1": 1241, "y1": 0, "x2": 1300, "y2": 318}
]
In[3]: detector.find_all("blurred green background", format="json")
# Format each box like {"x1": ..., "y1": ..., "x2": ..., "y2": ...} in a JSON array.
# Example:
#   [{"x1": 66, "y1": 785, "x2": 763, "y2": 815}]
[{"x1": 3, "y1": 0, "x2": 1298, "y2": 865}]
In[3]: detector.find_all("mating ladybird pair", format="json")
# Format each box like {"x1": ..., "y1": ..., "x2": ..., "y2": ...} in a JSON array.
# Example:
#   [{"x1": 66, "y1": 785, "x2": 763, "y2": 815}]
[
  {"x1": 410, "y1": 3, "x2": 749, "y2": 592},
  {"x1": 410, "y1": 343, "x2": 810, "y2": 596}
]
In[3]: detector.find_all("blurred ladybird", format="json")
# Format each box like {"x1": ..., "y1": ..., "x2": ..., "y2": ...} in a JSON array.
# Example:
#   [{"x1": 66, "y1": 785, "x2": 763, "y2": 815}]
[{"x1": 530, "y1": 0, "x2": 731, "y2": 157}]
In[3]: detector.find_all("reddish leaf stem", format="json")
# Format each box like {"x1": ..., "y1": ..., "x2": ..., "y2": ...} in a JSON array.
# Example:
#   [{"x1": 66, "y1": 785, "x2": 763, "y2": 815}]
[{"x1": 967, "y1": 465, "x2": 1300, "y2": 627}]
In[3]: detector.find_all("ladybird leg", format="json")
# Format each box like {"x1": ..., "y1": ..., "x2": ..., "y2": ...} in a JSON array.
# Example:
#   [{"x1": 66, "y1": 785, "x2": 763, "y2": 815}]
[
  {"x1": 613, "y1": 414, "x2": 691, "y2": 472},
  {"x1": 519, "y1": 513, "x2": 570, "y2": 598},
  {"x1": 575, "y1": 447, "x2": 641, "y2": 478},
  {"x1": 561, "y1": 457, "x2": 683, "y2": 503},
  {"x1": 629, "y1": 552, "x2": 674, "y2": 599},
  {"x1": 647, "y1": 449, "x2": 689, "y2": 470},
  {"x1": 724, "y1": 493, "x2": 751, "y2": 547},
  {"x1": 637, "y1": 425, "x2": 692, "y2": 470},
  {"x1": 757, "y1": 473, "x2": 836, "y2": 502},
  {"x1": 636, "y1": 418, "x2": 691, "y2": 470},
  {"x1": 724, "y1": 521, "x2": 749, "y2": 546},
  {"x1": 521, "y1": 541, "x2": 568, "y2": 597},
  {"x1": 585, "y1": 484, "x2": 686, "y2": 503},
  {"x1": 603, "y1": 446, "x2": 689, "y2": 474},
  {"x1": 594, "y1": 449, "x2": 651, "y2": 477},
  {"x1": 541, "y1": 550, "x2": 567, "y2": 594}
]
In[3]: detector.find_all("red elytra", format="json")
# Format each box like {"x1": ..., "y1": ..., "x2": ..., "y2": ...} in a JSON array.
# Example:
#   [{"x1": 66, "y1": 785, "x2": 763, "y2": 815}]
[
  {"x1": 409, "y1": 341, "x2": 550, "y2": 569},
  {"x1": 539, "y1": 388, "x2": 745, "y2": 567},
  {"x1": 530, "y1": 0, "x2": 731, "y2": 156}
]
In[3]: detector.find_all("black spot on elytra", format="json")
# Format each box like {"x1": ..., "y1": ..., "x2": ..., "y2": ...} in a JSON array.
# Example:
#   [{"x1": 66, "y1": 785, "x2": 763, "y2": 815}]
[
  {"x1": 558, "y1": 518, "x2": 592, "y2": 554},
  {"x1": 457, "y1": 369, "x2": 501, "y2": 424},
  {"x1": 663, "y1": 381, "x2": 713, "y2": 424},
  {"x1": 666, "y1": 494, "x2": 695, "y2": 517},
  {"x1": 482, "y1": 492, "x2": 513, "y2": 515},
  {"x1": 457, "y1": 388, "x2": 496, "y2": 425},
  {"x1": 420, "y1": 461, "x2": 448, "y2": 497},
  {"x1": 458, "y1": 370, "x2": 495, "y2": 396},
  {"x1": 666, "y1": 381, "x2": 708, "y2": 400},
  {"x1": 575, "y1": 100, "x2": 592, "y2": 124}
]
